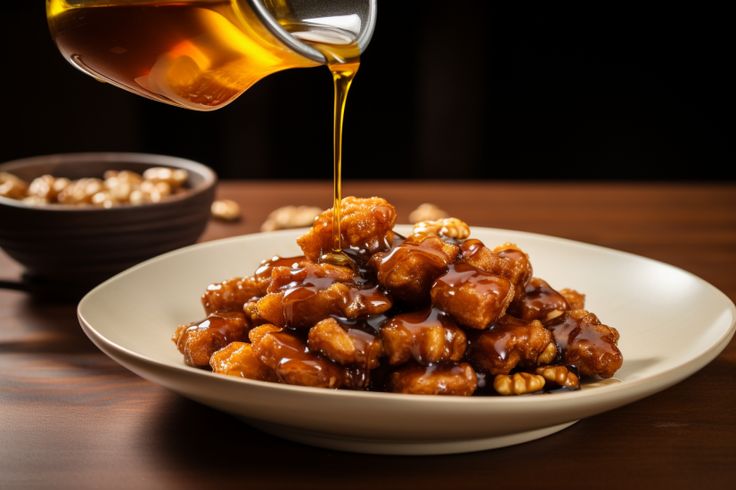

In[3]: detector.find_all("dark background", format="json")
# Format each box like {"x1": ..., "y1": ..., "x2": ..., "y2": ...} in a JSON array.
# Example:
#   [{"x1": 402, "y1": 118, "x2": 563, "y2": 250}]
[{"x1": 3, "y1": 2, "x2": 734, "y2": 180}]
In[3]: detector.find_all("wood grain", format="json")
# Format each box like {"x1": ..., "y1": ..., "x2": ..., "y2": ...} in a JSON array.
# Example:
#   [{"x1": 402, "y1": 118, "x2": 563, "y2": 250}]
[{"x1": 1, "y1": 182, "x2": 734, "y2": 489}]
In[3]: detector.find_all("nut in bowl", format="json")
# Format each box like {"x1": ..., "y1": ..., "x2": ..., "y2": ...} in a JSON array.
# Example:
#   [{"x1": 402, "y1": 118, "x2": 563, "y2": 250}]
[{"x1": 0, "y1": 152, "x2": 216, "y2": 296}]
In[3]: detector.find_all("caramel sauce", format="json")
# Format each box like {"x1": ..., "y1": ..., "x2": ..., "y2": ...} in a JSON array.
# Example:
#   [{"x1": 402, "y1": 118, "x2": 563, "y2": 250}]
[
  {"x1": 436, "y1": 263, "x2": 511, "y2": 302},
  {"x1": 479, "y1": 316, "x2": 531, "y2": 362},
  {"x1": 331, "y1": 314, "x2": 390, "y2": 335},
  {"x1": 266, "y1": 330, "x2": 342, "y2": 381},
  {"x1": 387, "y1": 308, "x2": 455, "y2": 334},
  {"x1": 254, "y1": 255, "x2": 306, "y2": 280},
  {"x1": 377, "y1": 240, "x2": 451, "y2": 275},
  {"x1": 385, "y1": 308, "x2": 461, "y2": 363},
  {"x1": 547, "y1": 312, "x2": 618, "y2": 360},
  {"x1": 496, "y1": 247, "x2": 526, "y2": 265},
  {"x1": 275, "y1": 262, "x2": 389, "y2": 327},
  {"x1": 187, "y1": 311, "x2": 244, "y2": 340},
  {"x1": 513, "y1": 278, "x2": 568, "y2": 321},
  {"x1": 344, "y1": 285, "x2": 393, "y2": 312},
  {"x1": 459, "y1": 238, "x2": 484, "y2": 259}
]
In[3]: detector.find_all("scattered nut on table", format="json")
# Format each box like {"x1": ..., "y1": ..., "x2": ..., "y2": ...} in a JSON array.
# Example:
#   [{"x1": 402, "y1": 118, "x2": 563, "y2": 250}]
[
  {"x1": 408, "y1": 202, "x2": 448, "y2": 224},
  {"x1": 211, "y1": 199, "x2": 241, "y2": 221},
  {"x1": 261, "y1": 205, "x2": 322, "y2": 231}
]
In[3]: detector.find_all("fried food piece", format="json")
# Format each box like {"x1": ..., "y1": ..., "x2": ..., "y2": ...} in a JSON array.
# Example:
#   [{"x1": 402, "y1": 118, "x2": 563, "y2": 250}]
[
  {"x1": 371, "y1": 234, "x2": 459, "y2": 303},
  {"x1": 202, "y1": 276, "x2": 263, "y2": 315},
  {"x1": 389, "y1": 363, "x2": 477, "y2": 396},
  {"x1": 172, "y1": 311, "x2": 249, "y2": 367},
  {"x1": 381, "y1": 309, "x2": 467, "y2": 365},
  {"x1": 248, "y1": 324, "x2": 283, "y2": 344},
  {"x1": 210, "y1": 342, "x2": 277, "y2": 381},
  {"x1": 257, "y1": 282, "x2": 391, "y2": 328},
  {"x1": 250, "y1": 326, "x2": 345, "y2": 388},
  {"x1": 201, "y1": 255, "x2": 307, "y2": 314},
  {"x1": 266, "y1": 262, "x2": 355, "y2": 293},
  {"x1": 511, "y1": 277, "x2": 569, "y2": 322},
  {"x1": 469, "y1": 316, "x2": 556, "y2": 375},
  {"x1": 460, "y1": 240, "x2": 532, "y2": 300},
  {"x1": 257, "y1": 261, "x2": 392, "y2": 328},
  {"x1": 547, "y1": 309, "x2": 622, "y2": 378},
  {"x1": 296, "y1": 196, "x2": 397, "y2": 261},
  {"x1": 430, "y1": 264, "x2": 514, "y2": 329},
  {"x1": 307, "y1": 318, "x2": 383, "y2": 368},
  {"x1": 560, "y1": 288, "x2": 585, "y2": 310}
]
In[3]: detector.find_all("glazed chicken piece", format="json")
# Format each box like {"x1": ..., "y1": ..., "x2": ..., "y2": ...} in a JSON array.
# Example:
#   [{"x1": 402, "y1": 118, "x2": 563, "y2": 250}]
[
  {"x1": 307, "y1": 317, "x2": 383, "y2": 369},
  {"x1": 389, "y1": 363, "x2": 478, "y2": 396},
  {"x1": 511, "y1": 277, "x2": 570, "y2": 323},
  {"x1": 210, "y1": 341, "x2": 277, "y2": 382},
  {"x1": 172, "y1": 311, "x2": 249, "y2": 367},
  {"x1": 371, "y1": 234, "x2": 459, "y2": 303},
  {"x1": 202, "y1": 255, "x2": 307, "y2": 314},
  {"x1": 266, "y1": 262, "x2": 355, "y2": 293},
  {"x1": 381, "y1": 308, "x2": 467, "y2": 365},
  {"x1": 256, "y1": 262, "x2": 392, "y2": 328},
  {"x1": 296, "y1": 196, "x2": 397, "y2": 261},
  {"x1": 469, "y1": 316, "x2": 557, "y2": 375},
  {"x1": 202, "y1": 276, "x2": 263, "y2": 315},
  {"x1": 248, "y1": 325, "x2": 346, "y2": 388},
  {"x1": 430, "y1": 263, "x2": 515, "y2": 329},
  {"x1": 459, "y1": 240, "x2": 532, "y2": 301},
  {"x1": 547, "y1": 309, "x2": 622, "y2": 378}
]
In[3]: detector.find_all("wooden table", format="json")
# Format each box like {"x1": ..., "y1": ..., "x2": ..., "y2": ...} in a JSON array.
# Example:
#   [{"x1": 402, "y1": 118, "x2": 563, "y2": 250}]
[{"x1": 2, "y1": 182, "x2": 734, "y2": 489}]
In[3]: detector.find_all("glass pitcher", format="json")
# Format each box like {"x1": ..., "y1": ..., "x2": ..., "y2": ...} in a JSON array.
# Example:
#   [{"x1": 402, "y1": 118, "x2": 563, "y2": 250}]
[{"x1": 46, "y1": 0, "x2": 377, "y2": 111}]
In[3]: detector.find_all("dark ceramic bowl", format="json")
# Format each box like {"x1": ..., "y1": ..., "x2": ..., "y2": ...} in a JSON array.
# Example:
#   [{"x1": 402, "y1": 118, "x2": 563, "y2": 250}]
[{"x1": 0, "y1": 152, "x2": 216, "y2": 295}]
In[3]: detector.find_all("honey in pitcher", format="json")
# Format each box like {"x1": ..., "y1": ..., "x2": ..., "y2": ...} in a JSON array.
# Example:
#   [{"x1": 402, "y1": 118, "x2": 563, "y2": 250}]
[{"x1": 47, "y1": 0, "x2": 322, "y2": 110}]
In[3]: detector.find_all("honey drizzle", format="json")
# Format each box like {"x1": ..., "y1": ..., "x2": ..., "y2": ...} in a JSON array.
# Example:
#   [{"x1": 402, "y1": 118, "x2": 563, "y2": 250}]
[
  {"x1": 289, "y1": 28, "x2": 361, "y2": 257},
  {"x1": 329, "y1": 60, "x2": 359, "y2": 252}
]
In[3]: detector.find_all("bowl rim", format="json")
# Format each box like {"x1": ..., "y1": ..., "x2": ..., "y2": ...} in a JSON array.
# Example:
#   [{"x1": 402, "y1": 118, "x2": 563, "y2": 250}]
[{"x1": 0, "y1": 152, "x2": 217, "y2": 212}]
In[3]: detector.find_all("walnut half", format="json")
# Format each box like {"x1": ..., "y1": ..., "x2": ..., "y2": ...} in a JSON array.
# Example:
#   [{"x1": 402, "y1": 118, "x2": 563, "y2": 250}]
[
  {"x1": 493, "y1": 372, "x2": 546, "y2": 395},
  {"x1": 412, "y1": 217, "x2": 470, "y2": 240},
  {"x1": 535, "y1": 365, "x2": 580, "y2": 390}
]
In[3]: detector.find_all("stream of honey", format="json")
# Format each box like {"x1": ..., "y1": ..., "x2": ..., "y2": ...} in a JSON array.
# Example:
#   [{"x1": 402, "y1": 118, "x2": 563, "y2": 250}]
[{"x1": 285, "y1": 24, "x2": 361, "y2": 261}]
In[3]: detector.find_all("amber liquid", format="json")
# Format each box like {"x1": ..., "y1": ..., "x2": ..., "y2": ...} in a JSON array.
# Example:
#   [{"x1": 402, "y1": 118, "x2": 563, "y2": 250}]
[
  {"x1": 286, "y1": 23, "x2": 361, "y2": 260},
  {"x1": 47, "y1": 0, "x2": 319, "y2": 110},
  {"x1": 48, "y1": 1, "x2": 360, "y2": 252}
]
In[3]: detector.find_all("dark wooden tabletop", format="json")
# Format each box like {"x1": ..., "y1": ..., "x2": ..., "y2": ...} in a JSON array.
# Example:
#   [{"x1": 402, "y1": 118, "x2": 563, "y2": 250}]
[{"x1": 1, "y1": 181, "x2": 735, "y2": 489}]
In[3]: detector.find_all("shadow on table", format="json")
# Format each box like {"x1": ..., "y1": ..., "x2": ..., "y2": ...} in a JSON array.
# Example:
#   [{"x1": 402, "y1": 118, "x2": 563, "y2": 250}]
[
  {"x1": 146, "y1": 394, "x2": 612, "y2": 488},
  {"x1": 0, "y1": 294, "x2": 97, "y2": 355}
]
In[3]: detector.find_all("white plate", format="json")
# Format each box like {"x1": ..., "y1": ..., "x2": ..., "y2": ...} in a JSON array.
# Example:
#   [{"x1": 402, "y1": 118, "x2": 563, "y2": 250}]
[{"x1": 77, "y1": 227, "x2": 736, "y2": 455}]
